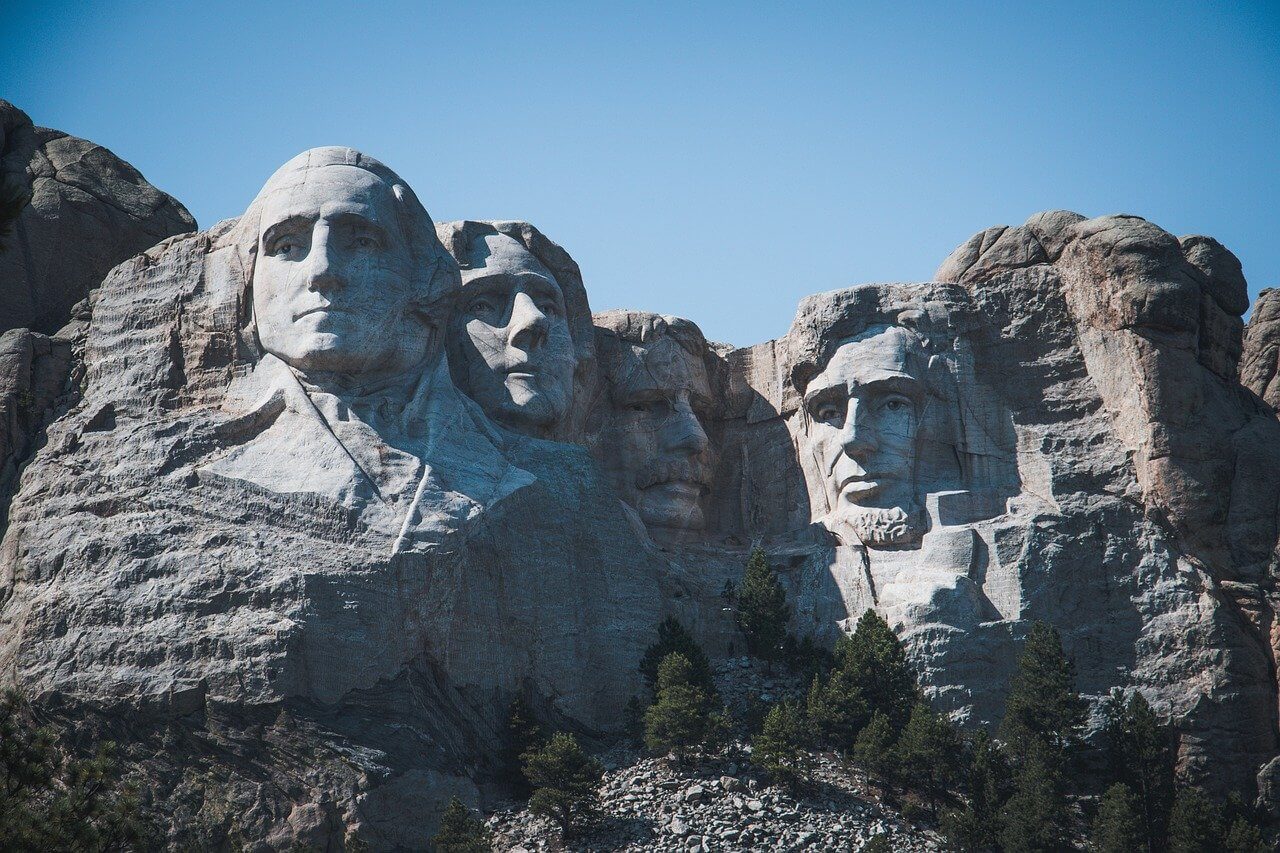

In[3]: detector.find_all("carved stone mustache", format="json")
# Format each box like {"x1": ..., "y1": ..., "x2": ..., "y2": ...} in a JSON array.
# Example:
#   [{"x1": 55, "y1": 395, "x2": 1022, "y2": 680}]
[{"x1": 636, "y1": 458, "x2": 713, "y2": 491}]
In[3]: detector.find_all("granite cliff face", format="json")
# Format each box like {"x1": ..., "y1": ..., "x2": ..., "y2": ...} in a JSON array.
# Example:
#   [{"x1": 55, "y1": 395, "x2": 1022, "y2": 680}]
[
  {"x1": 1244, "y1": 288, "x2": 1280, "y2": 411},
  {"x1": 0, "y1": 100, "x2": 195, "y2": 335},
  {"x1": 0, "y1": 143, "x2": 1277, "y2": 849}
]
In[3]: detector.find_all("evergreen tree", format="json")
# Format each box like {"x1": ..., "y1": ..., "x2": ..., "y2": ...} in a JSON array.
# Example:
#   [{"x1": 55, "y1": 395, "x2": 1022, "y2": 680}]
[
  {"x1": 501, "y1": 696, "x2": 542, "y2": 794},
  {"x1": 997, "y1": 751, "x2": 1071, "y2": 853},
  {"x1": 638, "y1": 617, "x2": 715, "y2": 695},
  {"x1": 622, "y1": 696, "x2": 645, "y2": 747},
  {"x1": 895, "y1": 702, "x2": 963, "y2": 816},
  {"x1": 431, "y1": 797, "x2": 492, "y2": 853},
  {"x1": 0, "y1": 691, "x2": 153, "y2": 851},
  {"x1": 1166, "y1": 786, "x2": 1225, "y2": 853},
  {"x1": 751, "y1": 699, "x2": 806, "y2": 787},
  {"x1": 808, "y1": 610, "x2": 917, "y2": 749},
  {"x1": 1101, "y1": 689, "x2": 1174, "y2": 849},
  {"x1": 1092, "y1": 783, "x2": 1143, "y2": 853},
  {"x1": 736, "y1": 548, "x2": 789, "y2": 665},
  {"x1": 999, "y1": 621, "x2": 1086, "y2": 762},
  {"x1": 521, "y1": 732, "x2": 604, "y2": 837},
  {"x1": 1223, "y1": 816, "x2": 1269, "y2": 853},
  {"x1": 643, "y1": 653, "x2": 720, "y2": 762},
  {"x1": 851, "y1": 711, "x2": 896, "y2": 786},
  {"x1": 941, "y1": 730, "x2": 1008, "y2": 853}
]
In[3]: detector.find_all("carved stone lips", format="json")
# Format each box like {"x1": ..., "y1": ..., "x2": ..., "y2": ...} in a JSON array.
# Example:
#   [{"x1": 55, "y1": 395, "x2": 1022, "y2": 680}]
[{"x1": 293, "y1": 305, "x2": 343, "y2": 320}]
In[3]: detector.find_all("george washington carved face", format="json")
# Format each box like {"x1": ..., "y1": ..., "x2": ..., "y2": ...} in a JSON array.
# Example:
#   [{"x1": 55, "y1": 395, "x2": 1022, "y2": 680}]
[
  {"x1": 248, "y1": 156, "x2": 441, "y2": 385},
  {"x1": 800, "y1": 324, "x2": 926, "y2": 546}
]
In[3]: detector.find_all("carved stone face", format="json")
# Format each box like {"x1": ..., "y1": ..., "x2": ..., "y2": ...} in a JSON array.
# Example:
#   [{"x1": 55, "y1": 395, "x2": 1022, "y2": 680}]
[
  {"x1": 453, "y1": 233, "x2": 576, "y2": 433},
  {"x1": 252, "y1": 166, "x2": 432, "y2": 381},
  {"x1": 801, "y1": 324, "x2": 925, "y2": 545},
  {"x1": 603, "y1": 336, "x2": 715, "y2": 532}
]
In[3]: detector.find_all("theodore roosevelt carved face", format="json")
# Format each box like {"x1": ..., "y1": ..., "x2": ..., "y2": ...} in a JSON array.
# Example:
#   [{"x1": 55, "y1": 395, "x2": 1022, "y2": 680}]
[
  {"x1": 249, "y1": 157, "x2": 438, "y2": 384},
  {"x1": 801, "y1": 324, "x2": 926, "y2": 546},
  {"x1": 594, "y1": 313, "x2": 717, "y2": 534}
]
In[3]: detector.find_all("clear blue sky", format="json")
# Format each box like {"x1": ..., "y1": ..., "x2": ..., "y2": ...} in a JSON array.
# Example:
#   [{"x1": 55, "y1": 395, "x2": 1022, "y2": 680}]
[{"x1": 6, "y1": 0, "x2": 1278, "y2": 346}]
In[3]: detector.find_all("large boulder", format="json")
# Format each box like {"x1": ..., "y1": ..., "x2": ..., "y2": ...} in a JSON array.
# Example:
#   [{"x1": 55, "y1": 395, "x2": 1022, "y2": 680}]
[
  {"x1": 0, "y1": 100, "x2": 195, "y2": 336},
  {"x1": 1243, "y1": 288, "x2": 1280, "y2": 410}
]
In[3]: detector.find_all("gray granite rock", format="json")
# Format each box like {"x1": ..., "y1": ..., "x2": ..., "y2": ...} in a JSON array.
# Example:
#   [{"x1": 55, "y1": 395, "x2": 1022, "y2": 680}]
[
  {"x1": 0, "y1": 143, "x2": 1277, "y2": 852},
  {"x1": 0, "y1": 100, "x2": 195, "y2": 336},
  {"x1": 1243, "y1": 288, "x2": 1280, "y2": 410}
]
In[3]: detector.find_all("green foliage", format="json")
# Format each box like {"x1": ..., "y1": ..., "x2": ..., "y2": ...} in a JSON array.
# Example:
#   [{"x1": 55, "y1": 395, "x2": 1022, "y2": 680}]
[
  {"x1": 997, "y1": 751, "x2": 1071, "y2": 853},
  {"x1": 521, "y1": 732, "x2": 603, "y2": 837},
  {"x1": 502, "y1": 696, "x2": 542, "y2": 795},
  {"x1": 622, "y1": 696, "x2": 645, "y2": 747},
  {"x1": 643, "y1": 653, "x2": 723, "y2": 761},
  {"x1": 638, "y1": 617, "x2": 715, "y2": 695},
  {"x1": 941, "y1": 730, "x2": 1009, "y2": 853},
  {"x1": 809, "y1": 609, "x2": 917, "y2": 750},
  {"x1": 0, "y1": 691, "x2": 153, "y2": 851},
  {"x1": 736, "y1": 548, "x2": 789, "y2": 664},
  {"x1": 895, "y1": 702, "x2": 963, "y2": 816},
  {"x1": 850, "y1": 711, "x2": 896, "y2": 785},
  {"x1": 751, "y1": 699, "x2": 806, "y2": 786},
  {"x1": 1166, "y1": 786, "x2": 1225, "y2": 853},
  {"x1": 783, "y1": 633, "x2": 833, "y2": 681},
  {"x1": 1223, "y1": 816, "x2": 1270, "y2": 853},
  {"x1": 1100, "y1": 689, "x2": 1174, "y2": 848},
  {"x1": 1092, "y1": 783, "x2": 1143, "y2": 853},
  {"x1": 860, "y1": 833, "x2": 892, "y2": 853},
  {"x1": 999, "y1": 621, "x2": 1086, "y2": 763},
  {"x1": 431, "y1": 797, "x2": 491, "y2": 853}
]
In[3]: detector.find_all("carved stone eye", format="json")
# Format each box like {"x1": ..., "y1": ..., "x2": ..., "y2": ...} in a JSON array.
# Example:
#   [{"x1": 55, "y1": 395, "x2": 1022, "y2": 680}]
[{"x1": 815, "y1": 403, "x2": 842, "y2": 423}]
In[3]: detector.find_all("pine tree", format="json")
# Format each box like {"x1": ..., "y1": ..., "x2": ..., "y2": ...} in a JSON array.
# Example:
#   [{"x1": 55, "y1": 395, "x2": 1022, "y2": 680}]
[
  {"x1": 841, "y1": 610, "x2": 918, "y2": 732},
  {"x1": 1093, "y1": 783, "x2": 1143, "y2": 853},
  {"x1": 1101, "y1": 689, "x2": 1174, "y2": 849},
  {"x1": 643, "y1": 653, "x2": 719, "y2": 762},
  {"x1": 808, "y1": 610, "x2": 917, "y2": 750},
  {"x1": 639, "y1": 617, "x2": 715, "y2": 695},
  {"x1": 736, "y1": 548, "x2": 789, "y2": 666},
  {"x1": 622, "y1": 696, "x2": 645, "y2": 747},
  {"x1": 431, "y1": 797, "x2": 492, "y2": 853},
  {"x1": 941, "y1": 730, "x2": 1008, "y2": 853},
  {"x1": 0, "y1": 691, "x2": 153, "y2": 851},
  {"x1": 851, "y1": 711, "x2": 896, "y2": 786},
  {"x1": 751, "y1": 699, "x2": 806, "y2": 787},
  {"x1": 1166, "y1": 786, "x2": 1225, "y2": 853},
  {"x1": 998, "y1": 751, "x2": 1071, "y2": 853},
  {"x1": 522, "y1": 732, "x2": 604, "y2": 837},
  {"x1": 999, "y1": 621, "x2": 1086, "y2": 762},
  {"x1": 895, "y1": 702, "x2": 963, "y2": 817},
  {"x1": 1223, "y1": 816, "x2": 1269, "y2": 853},
  {"x1": 502, "y1": 696, "x2": 542, "y2": 795}
]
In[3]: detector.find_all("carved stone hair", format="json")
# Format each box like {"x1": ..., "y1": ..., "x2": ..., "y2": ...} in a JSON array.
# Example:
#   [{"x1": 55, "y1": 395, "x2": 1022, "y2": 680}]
[
  {"x1": 229, "y1": 147, "x2": 461, "y2": 360},
  {"x1": 592, "y1": 309, "x2": 723, "y2": 397}
]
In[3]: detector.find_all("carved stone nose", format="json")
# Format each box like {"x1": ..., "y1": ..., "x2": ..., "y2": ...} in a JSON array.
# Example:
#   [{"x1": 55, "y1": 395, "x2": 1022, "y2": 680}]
[
  {"x1": 508, "y1": 291, "x2": 548, "y2": 350},
  {"x1": 665, "y1": 398, "x2": 709, "y2": 454}
]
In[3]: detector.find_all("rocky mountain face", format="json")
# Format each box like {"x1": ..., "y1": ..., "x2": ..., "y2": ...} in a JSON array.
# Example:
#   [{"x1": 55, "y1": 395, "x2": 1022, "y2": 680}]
[
  {"x1": 1244, "y1": 288, "x2": 1280, "y2": 410},
  {"x1": 0, "y1": 100, "x2": 195, "y2": 336},
  {"x1": 0, "y1": 140, "x2": 1277, "y2": 849}
]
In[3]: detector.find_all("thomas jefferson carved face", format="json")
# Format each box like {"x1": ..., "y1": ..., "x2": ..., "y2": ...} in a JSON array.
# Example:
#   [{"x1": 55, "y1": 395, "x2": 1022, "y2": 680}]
[
  {"x1": 452, "y1": 233, "x2": 576, "y2": 433},
  {"x1": 252, "y1": 165, "x2": 434, "y2": 381},
  {"x1": 602, "y1": 335, "x2": 715, "y2": 532},
  {"x1": 802, "y1": 324, "x2": 925, "y2": 546}
]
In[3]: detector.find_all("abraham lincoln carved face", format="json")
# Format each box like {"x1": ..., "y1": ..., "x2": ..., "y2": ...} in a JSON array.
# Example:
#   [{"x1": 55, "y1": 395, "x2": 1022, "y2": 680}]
[{"x1": 800, "y1": 324, "x2": 926, "y2": 546}]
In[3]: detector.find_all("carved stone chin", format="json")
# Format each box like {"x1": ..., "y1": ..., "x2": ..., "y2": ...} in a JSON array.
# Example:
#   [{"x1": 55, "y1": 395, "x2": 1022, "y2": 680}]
[{"x1": 825, "y1": 501, "x2": 925, "y2": 548}]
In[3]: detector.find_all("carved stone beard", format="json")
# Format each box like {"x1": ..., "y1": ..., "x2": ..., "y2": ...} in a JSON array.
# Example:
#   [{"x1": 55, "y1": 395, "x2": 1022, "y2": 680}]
[{"x1": 827, "y1": 499, "x2": 926, "y2": 548}]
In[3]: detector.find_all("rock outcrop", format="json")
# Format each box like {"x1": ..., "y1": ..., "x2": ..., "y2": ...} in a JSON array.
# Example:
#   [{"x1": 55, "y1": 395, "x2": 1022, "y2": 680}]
[
  {"x1": 1244, "y1": 288, "x2": 1280, "y2": 410},
  {"x1": 0, "y1": 100, "x2": 195, "y2": 335},
  {"x1": 0, "y1": 142, "x2": 1276, "y2": 849}
]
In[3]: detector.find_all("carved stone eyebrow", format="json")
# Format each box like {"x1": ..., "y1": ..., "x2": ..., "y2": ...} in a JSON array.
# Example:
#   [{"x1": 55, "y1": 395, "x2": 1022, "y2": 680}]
[{"x1": 260, "y1": 214, "x2": 313, "y2": 247}]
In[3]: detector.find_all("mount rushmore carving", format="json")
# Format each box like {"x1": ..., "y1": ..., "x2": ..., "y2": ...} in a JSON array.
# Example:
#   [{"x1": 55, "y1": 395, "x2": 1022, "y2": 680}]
[{"x1": 1, "y1": 143, "x2": 1278, "y2": 848}]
